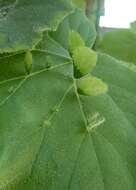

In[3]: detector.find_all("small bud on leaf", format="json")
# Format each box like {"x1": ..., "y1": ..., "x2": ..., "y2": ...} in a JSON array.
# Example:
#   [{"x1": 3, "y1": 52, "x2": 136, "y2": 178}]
[
  {"x1": 73, "y1": 47, "x2": 97, "y2": 75},
  {"x1": 43, "y1": 120, "x2": 51, "y2": 128},
  {"x1": 77, "y1": 76, "x2": 108, "y2": 96},
  {"x1": 69, "y1": 30, "x2": 85, "y2": 53},
  {"x1": 46, "y1": 55, "x2": 53, "y2": 68},
  {"x1": 24, "y1": 51, "x2": 32, "y2": 74}
]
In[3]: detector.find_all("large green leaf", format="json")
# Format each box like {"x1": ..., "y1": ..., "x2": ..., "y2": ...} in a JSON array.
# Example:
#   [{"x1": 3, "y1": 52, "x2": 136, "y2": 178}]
[
  {"x1": 97, "y1": 29, "x2": 136, "y2": 64},
  {"x1": 0, "y1": 48, "x2": 136, "y2": 190},
  {"x1": 0, "y1": 0, "x2": 72, "y2": 53},
  {"x1": 0, "y1": 9, "x2": 136, "y2": 190}
]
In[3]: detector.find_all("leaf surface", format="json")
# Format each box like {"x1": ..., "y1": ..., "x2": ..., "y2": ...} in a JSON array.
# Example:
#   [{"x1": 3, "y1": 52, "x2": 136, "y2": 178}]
[
  {"x1": 49, "y1": 9, "x2": 96, "y2": 49},
  {"x1": 0, "y1": 0, "x2": 72, "y2": 53},
  {"x1": 0, "y1": 10, "x2": 136, "y2": 190},
  {"x1": 35, "y1": 9, "x2": 96, "y2": 60},
  {"x1": 71, "y1": 0, "x2": 85, "y2": 10}
]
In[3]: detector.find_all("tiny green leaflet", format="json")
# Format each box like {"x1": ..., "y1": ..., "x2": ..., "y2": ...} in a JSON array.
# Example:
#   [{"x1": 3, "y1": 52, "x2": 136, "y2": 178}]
[
  {"x1": 72, "y1": 46, "x2": 97, "y2": 75},
  {"x1": 69, "y1": 30, "x2": 85, "y2": 53},
  {"x1": 24, "y1": 51, "x2": 33, "y2": 74},
  {"x1": 77, "y1": 75, "x2": 108, "y2": 96}
]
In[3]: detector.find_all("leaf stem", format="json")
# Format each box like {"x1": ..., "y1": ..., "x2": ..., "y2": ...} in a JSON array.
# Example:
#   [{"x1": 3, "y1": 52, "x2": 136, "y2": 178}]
[{"x1": 73, "y1": 78, "x2": 88, "y2": 127}]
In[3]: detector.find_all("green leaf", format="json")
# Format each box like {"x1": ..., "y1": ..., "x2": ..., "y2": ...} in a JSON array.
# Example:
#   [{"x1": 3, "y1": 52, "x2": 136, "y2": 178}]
[
  {"x1": 77, "y1": 75, "x2": 108, "y2": 96},
  {"x1": 36, "y1": 33, "x2": 71, "y2": 60},
  {"x1": 0, "y1": 44, "x2": 136, "y2": 190},
  {"x1": 97, "y1": 29, "x2": 136, "y2": 64},
  {"x1": 35, "y1": 9, "x2": 96, "y2": 60},
  {"x1": 72, "y1": 46, "x2": 97, "y2": 75},
  {"x1": 0, "y1": 51, "x2": 74, "y2": 189},
  {"x1": 69, "y1": 30, "x2": 85, "y2": 53},
  {"x1": 49, "y1": 9, "x2": 96, "y2": 50},
  {"x1": 71, "y1": 0, "x2": 85, "y2": 10},
  {"x1": 0, "y1": 8, "x2": 136, "y2": 190},
  {"x1": 0, "y1": 0, "x2": 15, "y2": 8},
  {"x1": 0, "y1": 0, "x2": 16, "y2": 23},
  {"x1": 0, "y1": 0, "x2": 72, "y2": 53}
]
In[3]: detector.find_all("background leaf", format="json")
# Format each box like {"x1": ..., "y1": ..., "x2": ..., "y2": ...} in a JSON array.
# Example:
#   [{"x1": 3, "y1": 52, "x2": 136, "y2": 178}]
[{"x1": 97, "y1": 29, "x2": 136, "y2": 64}]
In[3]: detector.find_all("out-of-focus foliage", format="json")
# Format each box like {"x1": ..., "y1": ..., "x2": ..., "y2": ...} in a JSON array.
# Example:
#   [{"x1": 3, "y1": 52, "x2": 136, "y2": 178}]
[{"x1": 97, "y1": 28, "x2": 136, "y2": 64}]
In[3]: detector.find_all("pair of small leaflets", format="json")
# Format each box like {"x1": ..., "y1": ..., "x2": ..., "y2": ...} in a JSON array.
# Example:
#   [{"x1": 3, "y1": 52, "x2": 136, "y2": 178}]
[
  {"x1": 69, "y1": 30, "x2": 97, "y2": 75},
  {"x1": 69, "y1": 30, "x2": 108, "y2": 96}
]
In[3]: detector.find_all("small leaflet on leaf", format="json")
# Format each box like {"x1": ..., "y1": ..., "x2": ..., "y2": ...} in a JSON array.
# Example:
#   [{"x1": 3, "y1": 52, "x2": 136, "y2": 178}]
[
  {"x1": 24, "y1": 51, "x2": 32, "y2": 74},
  {"x1": 69, "y1": 30, "x2": 85, "y2": 53},
  {"x1": 77, "y1": 75, "x2": 108, "y2": 96},
  {"x1": 73, "y1": 47, "x2": 97, "y2": 75},
  {"x1": 46, "y1": 55, "x2": 53, "y2": 68}
]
